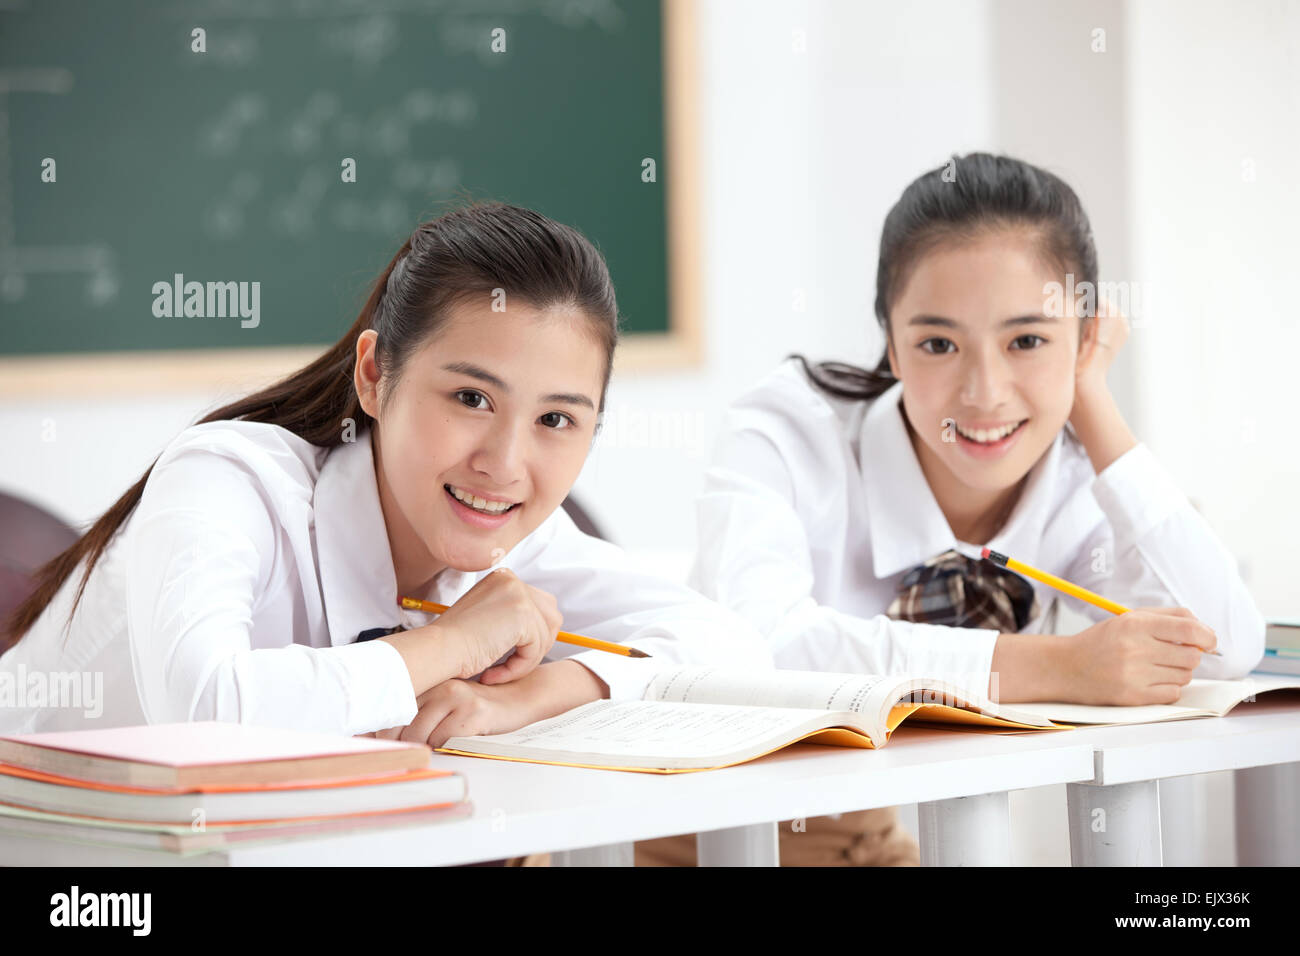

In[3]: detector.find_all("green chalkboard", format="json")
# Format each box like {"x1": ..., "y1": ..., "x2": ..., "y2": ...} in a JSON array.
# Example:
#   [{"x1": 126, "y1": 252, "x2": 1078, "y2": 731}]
[{"x1": 0, "y1": 0, "x2": 669, "y2": 356}]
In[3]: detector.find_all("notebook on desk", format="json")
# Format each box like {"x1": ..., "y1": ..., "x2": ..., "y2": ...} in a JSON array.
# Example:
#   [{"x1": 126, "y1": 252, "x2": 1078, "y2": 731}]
[{"x1": 1007, "y1": 673, "x2": 1300, "y2": 726}]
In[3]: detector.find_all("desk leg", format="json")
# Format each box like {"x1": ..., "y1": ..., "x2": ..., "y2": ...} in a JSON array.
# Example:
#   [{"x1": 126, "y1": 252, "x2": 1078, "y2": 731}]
[
  {"x1": 917, "y1": 791, "x2": 1011, "y2": 866},
  {"x1": 551, "y1": 843, "x2": 633, "y2": 866},
  {"x1": 1066, "y1": 780, "x2": 1162, "y2": 866},
  {"x1": 1159, "y1": 774, "x2": 1211, "y2": 866},
  {"x1": 1235, "y1": 761, "x2": 1300, "y2": 865},
  {"x1": 696, "y1": 822, "x2": 779, "y2": 866}
]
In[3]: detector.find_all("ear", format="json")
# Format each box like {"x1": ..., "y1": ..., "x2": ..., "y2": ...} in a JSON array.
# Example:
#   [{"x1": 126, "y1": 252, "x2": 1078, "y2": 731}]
[
  {"x1": 1075, "y1": 314, "x2": 1098, "y2": 373},
  {"x1": 885, "y1": 333, "x2": 901, "y2": 380},
  {"x1": 354, "y1": 329, "x2": 382, "y2": 418}
]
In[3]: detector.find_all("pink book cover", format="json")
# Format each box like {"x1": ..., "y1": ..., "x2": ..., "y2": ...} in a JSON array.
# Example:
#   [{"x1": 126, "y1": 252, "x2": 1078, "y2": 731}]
[{"x1": 0, "y1": 721, "x2": 428, "y2": 767}]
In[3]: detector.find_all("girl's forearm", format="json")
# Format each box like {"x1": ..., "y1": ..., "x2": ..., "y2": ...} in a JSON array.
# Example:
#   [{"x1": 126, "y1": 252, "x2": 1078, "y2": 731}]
[
  {"x1": 1070, "y1": 385, "x2": 1138, "y2": 475},
  {"x1": 379, "y1": 623, "x2": 462, "y2": 696},
  {"x1": 988, "y1": 632, "x2": 1077, "y2": 703},
  {"x1": 512, "y1": 659, "x2": 608, "y2": 724}
]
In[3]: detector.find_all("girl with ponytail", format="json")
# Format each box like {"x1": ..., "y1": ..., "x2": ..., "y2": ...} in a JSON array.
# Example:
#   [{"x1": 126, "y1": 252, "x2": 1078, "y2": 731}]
[
  {"x1": 1, "y1": 201, "x2": 769, "y2": 744},
  {"x1": 637, "y1": 152, "x2": 1264, "y2": 867}
]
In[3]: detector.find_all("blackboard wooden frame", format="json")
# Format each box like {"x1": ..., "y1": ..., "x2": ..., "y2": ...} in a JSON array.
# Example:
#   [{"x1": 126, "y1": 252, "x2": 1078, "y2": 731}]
[{"x1": 0, "y1": 0, "x2": 702, "y2": 398}]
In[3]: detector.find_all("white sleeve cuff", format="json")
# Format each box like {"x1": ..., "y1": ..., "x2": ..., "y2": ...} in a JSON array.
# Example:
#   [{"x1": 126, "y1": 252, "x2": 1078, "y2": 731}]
[
  {"x1": 332, "y1": 638, "x2": 420, "y2": 733},
  {"x1": 900, "y1": 622, "x2": 1001, "y2": 700},
  {"x1": 563, "y1": 649, "x2": 664, "y2": 701},
  {"x1": 768, "y1": 601, "x2": 1001, "y2": 702}
]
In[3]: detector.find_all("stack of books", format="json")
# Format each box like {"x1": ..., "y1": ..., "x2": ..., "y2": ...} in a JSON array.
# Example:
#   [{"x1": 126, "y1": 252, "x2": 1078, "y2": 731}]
[
  {"x1": 1260, "y1": 621, "x2": 1300, "y2": 675},
  {"x1": 0, "y1": 721, "x2": 469, "y2": 855}
]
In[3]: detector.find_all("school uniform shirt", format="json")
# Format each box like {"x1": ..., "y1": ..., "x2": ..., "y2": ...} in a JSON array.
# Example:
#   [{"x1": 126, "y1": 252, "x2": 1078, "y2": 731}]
[
  {"x1": 0, "y1": 420, "x2": 772, "y2": 736},
  {"x1": 688, "y1": 358, "x2": 1265, "y2": 693}
]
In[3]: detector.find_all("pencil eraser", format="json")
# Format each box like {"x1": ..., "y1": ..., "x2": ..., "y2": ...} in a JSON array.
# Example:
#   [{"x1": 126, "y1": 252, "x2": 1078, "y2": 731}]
[{"x1": 980, "y1": 547, "x2": 991, "y2": 559}]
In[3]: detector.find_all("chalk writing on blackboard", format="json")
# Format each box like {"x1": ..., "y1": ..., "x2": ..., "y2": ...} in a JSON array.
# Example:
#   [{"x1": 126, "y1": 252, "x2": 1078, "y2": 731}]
[{"x1": 0, "y1": 68, "x2": 120, "y2": 305}]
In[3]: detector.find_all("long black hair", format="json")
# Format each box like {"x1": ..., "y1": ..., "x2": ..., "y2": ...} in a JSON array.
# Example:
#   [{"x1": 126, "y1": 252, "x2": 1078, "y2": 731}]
[
  {"x1": 793, "y1": 152, "x2": 1097, "y2": 400},
  {"x1": 5, "y1": 201, "x2": 619, "y2": 651}
]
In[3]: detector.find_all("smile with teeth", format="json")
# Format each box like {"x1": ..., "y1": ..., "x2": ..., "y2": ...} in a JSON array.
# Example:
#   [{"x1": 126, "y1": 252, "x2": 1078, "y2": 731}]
[
  {"x1": 446, "y1": 485, "x2": 519, "y2": 515},
  {"x1": 956, "y1": 420, "x2": 1027, "y2": 444}
]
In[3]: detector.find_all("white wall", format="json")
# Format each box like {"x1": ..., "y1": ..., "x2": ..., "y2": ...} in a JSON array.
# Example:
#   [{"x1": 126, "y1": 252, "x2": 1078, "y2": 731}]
[
  {"x1": 1119, "y1": 1, "x2": 1300, "y2": 865},
  {"x1": 575, "y1": 0, "x2": 996, "y2": 554},
  {"x1": 1124, "y1": 0, "x2": 1300, "y2": 621}
]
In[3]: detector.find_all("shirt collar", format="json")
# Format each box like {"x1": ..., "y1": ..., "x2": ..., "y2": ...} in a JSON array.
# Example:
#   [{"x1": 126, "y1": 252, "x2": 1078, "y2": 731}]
[
  {"x1": 313, "y1": 429, "x2": 400, "y2": 645},
  {"x1": 313, "y1": 428, "x2": 513, "y2": 644},
  {"x1": 859, "y1": 382, "x2": 1062, "y2": 580}
]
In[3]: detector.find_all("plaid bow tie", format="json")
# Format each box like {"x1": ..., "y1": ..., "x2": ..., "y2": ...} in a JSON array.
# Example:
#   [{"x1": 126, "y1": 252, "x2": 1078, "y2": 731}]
[{"x1": 886, "y1": 548, "x2": 1038, "y2": 632}]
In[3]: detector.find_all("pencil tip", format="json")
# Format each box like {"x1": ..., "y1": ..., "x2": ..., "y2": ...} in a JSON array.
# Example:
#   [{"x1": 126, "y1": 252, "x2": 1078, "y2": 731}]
[{"x1": 628, "y1": 648, "x2": 651, "y2": 658}]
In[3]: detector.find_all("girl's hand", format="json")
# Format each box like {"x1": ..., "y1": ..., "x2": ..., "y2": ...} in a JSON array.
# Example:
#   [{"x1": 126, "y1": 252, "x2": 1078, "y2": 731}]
[
  {"x1": 1067, "y1": 294, "x2": 1138, "y2": 474},
  {"x1": 375, "y1": 677, "x2": 533, "y2": 749},
  {"x1": 1071, "y1": 294, "x2": 1130, "y2": 410},
  {"x1": 1061, "y1": 607, "x2": 1217, "y2": 705},
  {"x1": 372, "y1": 660, "x2": 607, "y2": 748},
  {"x1": 428, "y1": 568, "x2": 562, "y2": 684}
]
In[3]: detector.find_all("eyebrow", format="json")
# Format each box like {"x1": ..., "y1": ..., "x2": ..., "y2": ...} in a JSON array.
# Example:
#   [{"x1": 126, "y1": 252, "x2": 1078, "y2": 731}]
[
  {"x1": 441, "y1": 361, "x2": 596, "y2": 410},
  {"x1": 905, "y1": 314, "x2": 1061, "y2": 329}
]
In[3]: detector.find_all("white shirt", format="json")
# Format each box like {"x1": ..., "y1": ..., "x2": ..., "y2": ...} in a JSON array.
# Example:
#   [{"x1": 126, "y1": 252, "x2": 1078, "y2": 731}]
[
  {"x1": 0, "y1": 420, "x2": 772, "y2": 736},
  {"x1": 688, "y1": 359, "x2": 1265, "y2": 691}
]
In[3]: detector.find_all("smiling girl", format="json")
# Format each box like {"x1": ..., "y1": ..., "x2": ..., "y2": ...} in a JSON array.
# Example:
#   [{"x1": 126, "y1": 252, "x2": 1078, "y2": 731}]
[
  {"x1": 636, "y1": 152, "x2": 1264, "y2": 867},
  {"x1": 0, "y1": 202, "x2": 769, "y2": 747}
]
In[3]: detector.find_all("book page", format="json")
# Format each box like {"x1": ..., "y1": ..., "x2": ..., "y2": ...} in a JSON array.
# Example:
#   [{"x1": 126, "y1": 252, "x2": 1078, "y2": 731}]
[
  {"x1": 644, "y1": 667, "x2": 1055, "y2": 734},
  {"x1": 1007, "y1": 676, "x2": 1300, "y2": 725},
  {"x1": 1182, "y1": 674, "x2": 1300, "y2": 712},
  {"x1": 1007, "y1": 700, "x2": 1209, "y2": 725},
  {"x1": 476, "y1": 699, "x2": 853, "y2": 757},
  {"x1": 441, "y1": 699, "x2": 874, "y2": 768},
  {"x1": 645, "y1": 667, "x2": 898, "y2": 715}
]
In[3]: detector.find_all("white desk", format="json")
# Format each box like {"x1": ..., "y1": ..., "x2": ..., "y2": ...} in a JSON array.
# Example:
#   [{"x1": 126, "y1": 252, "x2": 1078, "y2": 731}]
[
  {"x1": 2, "y1": 698, "x2": 1297, "y2": 867},
  {"x1": 0, "y1": 726, "x2": 1095, "y2": 867},
  {"x1": 1061, "y1": 694, "x2": 1300, "y2": 866},
  {"x1": 559, "y1": 694, "x2": 1300, "y2": 867}
]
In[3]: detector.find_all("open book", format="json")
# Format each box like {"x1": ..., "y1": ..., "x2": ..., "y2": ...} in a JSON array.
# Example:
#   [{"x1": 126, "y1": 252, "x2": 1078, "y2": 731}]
[
  {"x1": 438, "y1": 668, "x2": 1064, "y2": 773},
  {"x1": 1006, "y1": 673, "x2": 1300, "y2": 726}
]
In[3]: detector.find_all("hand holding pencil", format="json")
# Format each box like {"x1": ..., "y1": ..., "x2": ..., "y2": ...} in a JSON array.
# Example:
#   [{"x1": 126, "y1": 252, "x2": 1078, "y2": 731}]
[
  {"x1": 981, "y1": 547, "x2": 1220, "y2": 656},
  {"x1": 391, "y1": 569, "x2": 565, "y2": 685},
  {"x1": 398, "y1": 568, "x2": 648, "y2": 683},
  {"x1": 981, "y1": 548, "x2": 1222, "y2": 705},
  {"x1": 400, "y1": 594, "x2": 650, "y2": 661}
]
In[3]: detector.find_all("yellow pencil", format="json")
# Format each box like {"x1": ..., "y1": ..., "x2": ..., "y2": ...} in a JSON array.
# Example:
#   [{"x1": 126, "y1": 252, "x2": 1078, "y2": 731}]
[
  {"x1": 980, "y1": 548, "x2": 1221, "y2": 656},
  {"x1": 397, "y1": 596, "x2": 651, "y2": 658}
]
